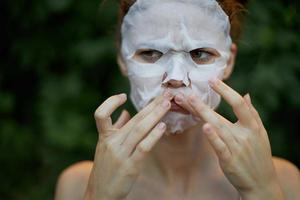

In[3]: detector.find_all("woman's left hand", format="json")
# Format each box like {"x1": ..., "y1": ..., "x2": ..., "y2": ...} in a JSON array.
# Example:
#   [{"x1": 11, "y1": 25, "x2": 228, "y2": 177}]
[{"x1": 174, "y1": 79, "x2": 284, "y2": 200}]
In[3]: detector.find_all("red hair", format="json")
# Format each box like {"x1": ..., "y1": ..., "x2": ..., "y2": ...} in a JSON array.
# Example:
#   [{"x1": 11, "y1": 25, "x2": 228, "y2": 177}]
[{"x1": 116, "y1": 0, "x2": 248, "y2": 50}]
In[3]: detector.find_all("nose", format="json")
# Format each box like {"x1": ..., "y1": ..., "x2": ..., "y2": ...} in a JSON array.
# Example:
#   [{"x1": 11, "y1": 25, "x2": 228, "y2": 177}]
[
  {"x1": 163, "y1": 79, "x2": 185, "y2": 88},
  {"x1": 162, "y1": 72, "x2": 187, "y2": 88}
]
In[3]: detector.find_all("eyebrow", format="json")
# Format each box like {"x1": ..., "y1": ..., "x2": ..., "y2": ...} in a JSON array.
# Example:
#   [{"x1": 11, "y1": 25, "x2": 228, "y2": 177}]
[{"x1": 135, "y1": 42, "x2": 170, "y2": 52}]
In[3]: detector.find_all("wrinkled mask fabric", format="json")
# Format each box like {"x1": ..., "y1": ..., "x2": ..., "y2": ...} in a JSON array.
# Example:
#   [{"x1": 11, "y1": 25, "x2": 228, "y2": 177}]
[{"x1": 121, "y1": 0, "x2": 232, "y2": 134}]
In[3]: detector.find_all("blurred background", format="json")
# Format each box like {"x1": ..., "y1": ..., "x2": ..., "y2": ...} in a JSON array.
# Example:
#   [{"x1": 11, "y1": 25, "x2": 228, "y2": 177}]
[{"x1": 1, "y1": 0, "x2": 299, "y2": 199}]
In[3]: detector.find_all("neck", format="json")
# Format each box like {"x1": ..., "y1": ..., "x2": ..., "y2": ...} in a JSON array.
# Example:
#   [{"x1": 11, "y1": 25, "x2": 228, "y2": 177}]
[{"x1": 144, "y1": 123, "x2": 220, "y2": 185}]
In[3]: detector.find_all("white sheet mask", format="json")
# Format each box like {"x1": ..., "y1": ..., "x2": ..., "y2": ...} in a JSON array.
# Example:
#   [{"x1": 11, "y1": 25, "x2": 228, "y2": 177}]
[{"x1": 121, "y1": 0, "x2": 232, "y2": 134}]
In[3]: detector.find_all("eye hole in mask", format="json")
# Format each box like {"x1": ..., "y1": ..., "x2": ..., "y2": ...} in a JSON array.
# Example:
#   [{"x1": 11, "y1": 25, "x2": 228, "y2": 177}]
[
  {"x1": 189, "y1": 48, "x2": 221, "y2": 65},
  {"x1": 133, "y1": 47, "x2": 221, "y2": 65},
  {"x1": 133, "y1": 49, "x2": 163, "y2": 63}
]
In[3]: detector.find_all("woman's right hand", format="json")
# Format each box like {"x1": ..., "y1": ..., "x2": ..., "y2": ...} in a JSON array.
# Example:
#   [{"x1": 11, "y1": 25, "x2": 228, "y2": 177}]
[{"x1": 84, "y1": 92, "x2": 172, "y2": 200}]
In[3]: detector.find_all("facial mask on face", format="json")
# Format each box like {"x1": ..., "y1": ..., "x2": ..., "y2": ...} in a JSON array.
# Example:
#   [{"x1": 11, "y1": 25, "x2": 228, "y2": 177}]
[{"x1": 121, "y1": 0, "x2": 232, "y2": 134}]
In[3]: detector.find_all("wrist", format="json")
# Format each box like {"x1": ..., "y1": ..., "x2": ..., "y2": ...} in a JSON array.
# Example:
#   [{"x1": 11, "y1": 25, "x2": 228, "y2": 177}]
[
  {"x1": 239, "y1": 182, "x2": 284, "y2": 200},
  {"x1": 84, "y1": 187, "x2": 126, "y2": 200},
  {"x1": 83, "y1": 188, "x2": 110, "y2": 200}
]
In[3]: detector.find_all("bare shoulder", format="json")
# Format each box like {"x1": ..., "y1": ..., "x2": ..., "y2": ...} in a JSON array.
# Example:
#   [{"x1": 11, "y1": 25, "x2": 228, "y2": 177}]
[
  {"x1": 272, "y1": 157, "x2": 300, "y2": 200},
  {"x1": 55, "y1": 161, "x2": 94, "y2": 200}
]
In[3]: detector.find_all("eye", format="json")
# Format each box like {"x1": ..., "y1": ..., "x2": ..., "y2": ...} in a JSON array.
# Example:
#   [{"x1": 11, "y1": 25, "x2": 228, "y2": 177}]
[
  {"x1": 133, "y1": 49, "x2": 163, "y2": 63},
  {"x1": 190, "y1": 48, "x2": 218, "y2": 65}
]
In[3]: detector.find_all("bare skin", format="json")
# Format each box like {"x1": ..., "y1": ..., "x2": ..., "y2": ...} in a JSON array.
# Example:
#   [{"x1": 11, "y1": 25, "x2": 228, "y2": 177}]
[
  {"x1": 55, "y1": 44, "x2": 300, "y2": 200},
  {"x1": 55, "y1": 134, "x2": 300, "y2": 200},
  {"x1": 55, "y1": 91, "x2": 300, "y2": 200}
]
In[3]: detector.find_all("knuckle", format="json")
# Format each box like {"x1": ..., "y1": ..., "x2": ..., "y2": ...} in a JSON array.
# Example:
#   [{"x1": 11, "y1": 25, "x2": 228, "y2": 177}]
[
  {"x1": 94, "y1": 95, "x2": 122, "y2": 119},
  {"x1": 217, "y1": 144, "x2": 227, "y2": 154},
  {"x1": 220, "y1": 151, "x2": 231, "y2": 162},
  {"x1": 94, "y1": 110, "x2": 106, "y2": 120},
  {"x1": 134, "y1": 125, "x2": 145, "y2": 134},
  {"x1": 137, "y1": 143, "x2": 150, "y2": 154},
  {"x1": 232, "y1": 97, "x2": 246, "y2": 108},
  {"x1": 239, "y1": 133, "x2": 251, "y2": 144}
]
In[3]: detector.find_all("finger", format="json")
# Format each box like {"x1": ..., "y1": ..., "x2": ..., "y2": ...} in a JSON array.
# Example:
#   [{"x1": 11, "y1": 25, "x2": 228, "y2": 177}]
[
  {"x1": 244, "y1": 94, "x2": 264, "y2": 129},
  {"x1": 244, "y1": 94, "x2": 271, "y2": 144},
  {"x1": 122, "y1": 99, "x2": 171, "y2": 155},
  {"x1": 113, "y1": 110, "x2": 131, "y2": 129},
  {"x1": 94, "y1": 94, "x2": 127, "y2": 133},
  {"x1": 188, "y1": 95, "x2": 238, "y2": 144},
  {"x1": 188, "y1": 94, "x2": 232, "y2": 132},
  {"x1": 209, "y1": 79, "x2": 257, "y2": 128},
  {"x1": 174, "y1": 92, "x2": 198, "y2": 115},
  {"x1": 203, "y1": 123, "x2": 232, "y2": 163},
  {"x1": 122, "y1": 90, "x2": 173, "y2": 131},
  {"x1": 204, "y1": 121, "x2": 238, "y2": 153},
  {"x1": 130, "y1": 122, "x2": 166, "y2": 164}
]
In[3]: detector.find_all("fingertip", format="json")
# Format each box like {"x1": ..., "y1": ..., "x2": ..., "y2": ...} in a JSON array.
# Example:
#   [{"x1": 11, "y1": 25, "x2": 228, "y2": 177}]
[
  {"x1": 163, "y1": 89, "x2": 174, "y2": 100},
  {"x1": 157, "y1": 122, "x2": 166, "y2": 131},
  {"x1": 244, "y1": 93, "x2": 252, "y2": 106},
  {"x1": 162, "y1": 99, "x2": 171, "y2": 109},
  {"x1": 119, "y1": 93, "x2": 127, "y2": 102},
  {"x1": 174, "y1": 94, "x2": 183, "y2": 104}
]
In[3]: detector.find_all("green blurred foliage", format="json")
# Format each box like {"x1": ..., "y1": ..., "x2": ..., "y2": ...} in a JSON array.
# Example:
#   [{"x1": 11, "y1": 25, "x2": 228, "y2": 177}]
[{"x1": 0, "y1": 0, "x2": 299, "y2": 199}]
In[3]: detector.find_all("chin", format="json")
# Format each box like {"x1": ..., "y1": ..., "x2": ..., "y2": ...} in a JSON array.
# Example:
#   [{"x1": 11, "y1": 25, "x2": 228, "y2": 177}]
[{"x1": 162, "y1": 111, "x2": 199, "y2": 135}]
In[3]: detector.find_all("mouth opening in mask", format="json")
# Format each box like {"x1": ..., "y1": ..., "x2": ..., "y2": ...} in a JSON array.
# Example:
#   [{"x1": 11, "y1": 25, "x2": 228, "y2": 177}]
[{"x1": 170, "y1": 99, "x2": 189, "y2": 115}]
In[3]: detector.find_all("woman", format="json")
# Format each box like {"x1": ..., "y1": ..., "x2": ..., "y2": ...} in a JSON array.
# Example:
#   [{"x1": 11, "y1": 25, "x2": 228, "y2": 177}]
[{"x1": 55, "y1": 0, "x2": 300, "y2": 199}]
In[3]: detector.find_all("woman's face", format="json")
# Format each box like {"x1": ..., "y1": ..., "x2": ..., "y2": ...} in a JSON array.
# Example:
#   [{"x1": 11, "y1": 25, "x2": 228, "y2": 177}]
[{"x1": 120, "y1": 0, "x2": 235, "y2": 134}]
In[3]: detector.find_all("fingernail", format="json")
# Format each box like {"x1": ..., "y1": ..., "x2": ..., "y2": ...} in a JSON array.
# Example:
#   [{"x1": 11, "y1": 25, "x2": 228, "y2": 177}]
[
  {"x1": 161, "y1": 100, "x2": 170, "y2": 108},
  {"x1": 157, "y1": 122, "x2": 166, "y2": 130},
  {"x1": 119, "y1": 93, "x2": 127, "y2": 101}
]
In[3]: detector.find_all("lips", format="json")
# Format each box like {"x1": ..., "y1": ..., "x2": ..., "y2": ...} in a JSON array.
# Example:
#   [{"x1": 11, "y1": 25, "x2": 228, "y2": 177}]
[{"x1": 170, "y1": 99, "x2": 189, "y2": 114}]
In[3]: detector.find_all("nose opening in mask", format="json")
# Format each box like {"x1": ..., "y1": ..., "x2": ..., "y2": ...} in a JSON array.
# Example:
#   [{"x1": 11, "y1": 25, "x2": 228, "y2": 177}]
[
  {"x1": 162, "y1": 62, "x2": 191, "y2": 87},
  {"x1": 162, "y1": 72, "x2": 191, "y2": 88}
]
